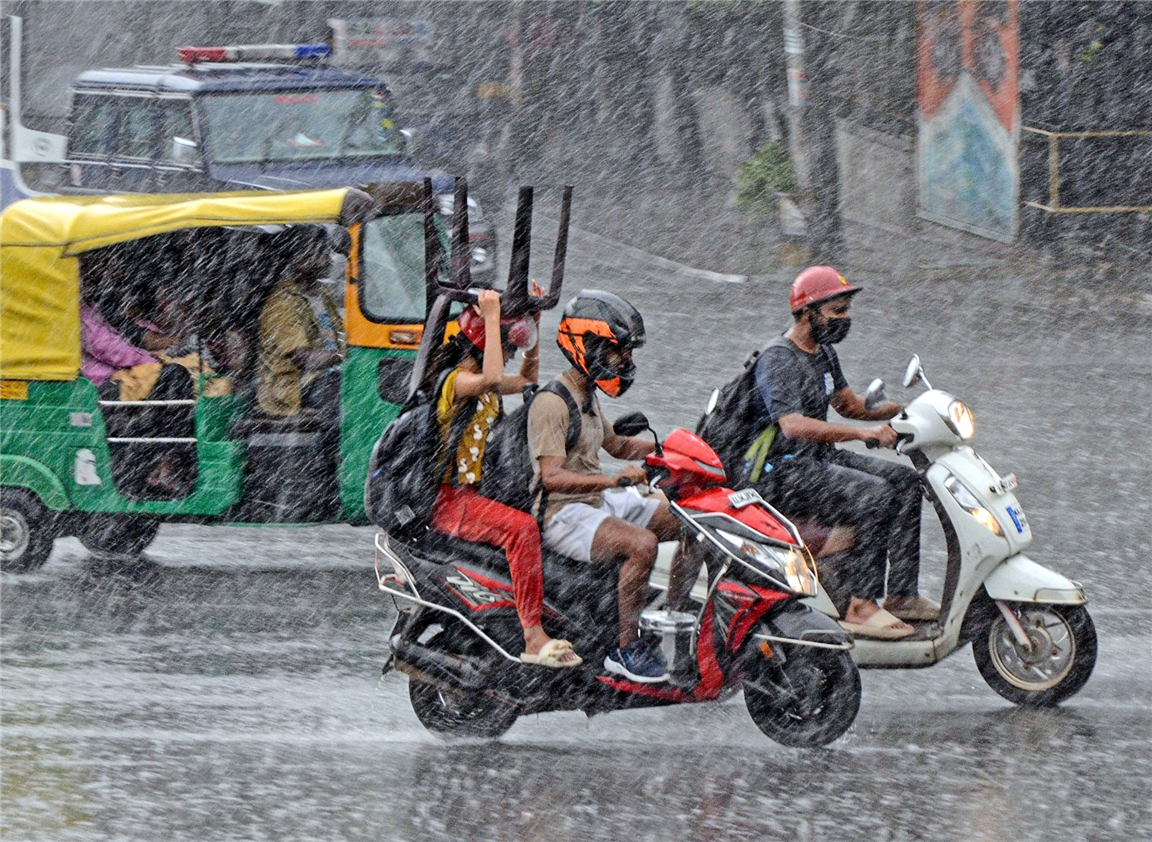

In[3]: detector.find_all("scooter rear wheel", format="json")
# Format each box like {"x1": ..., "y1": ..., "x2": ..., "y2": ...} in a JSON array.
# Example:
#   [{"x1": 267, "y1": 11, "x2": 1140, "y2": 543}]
[
  {"x1": 973, "y1": 603, "x2": 1096, "y2": 706},
  {"x1": 408, "y1": 677, "x2": 520, "y2": 740},
  {"x1": 743, "y1": 646, "x2": 861, "y2": 748}
]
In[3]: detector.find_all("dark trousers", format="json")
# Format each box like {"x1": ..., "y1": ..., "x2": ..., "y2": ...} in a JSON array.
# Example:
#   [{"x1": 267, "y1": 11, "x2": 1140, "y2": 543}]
[{"x1": 755, "y1": 450, "x2": 922, "y2": 602}]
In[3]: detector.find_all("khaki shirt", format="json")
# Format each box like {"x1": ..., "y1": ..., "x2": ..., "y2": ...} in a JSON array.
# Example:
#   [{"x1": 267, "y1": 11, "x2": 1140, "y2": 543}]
[
  {"x1": 256, "y1": 277, "x2": 325, "y2": 417},
  {"x1": 527, "y1": 370, "x2": 613, "y2": 524}
]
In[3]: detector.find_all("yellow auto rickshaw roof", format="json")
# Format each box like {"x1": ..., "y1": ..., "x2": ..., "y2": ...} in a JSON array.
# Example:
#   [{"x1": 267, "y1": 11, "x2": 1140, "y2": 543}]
[{"x1": 0, "y1": 189, "x2": 356, "y2": 382}]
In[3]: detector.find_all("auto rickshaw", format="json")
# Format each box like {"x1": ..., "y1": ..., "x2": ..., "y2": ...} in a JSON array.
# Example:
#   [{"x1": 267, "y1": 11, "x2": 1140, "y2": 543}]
[{"x1": 0, "y1": 182, "x2": 451, "y2": 570}]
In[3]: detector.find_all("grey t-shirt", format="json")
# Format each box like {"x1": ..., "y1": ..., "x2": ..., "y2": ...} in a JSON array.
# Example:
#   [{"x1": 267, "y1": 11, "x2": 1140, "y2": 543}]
[{"x1": 753, "y1": 336, "x2": 848, "y2": 461}]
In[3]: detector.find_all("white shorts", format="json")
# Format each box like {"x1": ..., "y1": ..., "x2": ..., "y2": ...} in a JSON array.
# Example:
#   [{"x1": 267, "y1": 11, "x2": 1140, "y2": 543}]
[{"x1": 542, "y1": 490, "x2": 662, "y2": 562}]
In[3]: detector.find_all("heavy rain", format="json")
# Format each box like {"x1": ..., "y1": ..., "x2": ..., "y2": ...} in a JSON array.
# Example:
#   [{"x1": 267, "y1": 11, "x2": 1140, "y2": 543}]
[{"x1": 1, "y1": 2, "x2": 1150, "y2": 841}]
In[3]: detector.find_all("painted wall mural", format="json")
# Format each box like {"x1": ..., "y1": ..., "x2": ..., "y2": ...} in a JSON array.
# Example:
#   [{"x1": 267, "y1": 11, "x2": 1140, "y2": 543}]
[{"x1": 917, "y1": 0, "x2": 1019, "y2": 242}]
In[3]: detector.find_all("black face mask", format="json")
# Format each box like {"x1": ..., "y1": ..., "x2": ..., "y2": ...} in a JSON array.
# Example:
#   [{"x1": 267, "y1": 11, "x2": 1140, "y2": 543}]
[{"x1": 810, "y1": 311, "x2": 852, "y2": 345}]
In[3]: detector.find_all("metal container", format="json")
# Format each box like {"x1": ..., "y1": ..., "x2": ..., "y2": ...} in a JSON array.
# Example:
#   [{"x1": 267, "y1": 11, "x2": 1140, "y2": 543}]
[{"x1": 639, "y1": 609, "x2": 696, "y2": 677}]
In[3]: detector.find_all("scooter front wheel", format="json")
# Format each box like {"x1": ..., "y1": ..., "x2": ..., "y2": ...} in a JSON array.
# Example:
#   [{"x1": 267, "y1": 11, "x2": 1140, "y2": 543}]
[
  {"x1": 973, "y1": 603, "x2": 1096, "y2": 706},
  {"x1": 408, "y1": 677, "x2": 520, "y2": 740},
  {"x1": 743, "y1": 645, "x2": 861, "y2": 748}
]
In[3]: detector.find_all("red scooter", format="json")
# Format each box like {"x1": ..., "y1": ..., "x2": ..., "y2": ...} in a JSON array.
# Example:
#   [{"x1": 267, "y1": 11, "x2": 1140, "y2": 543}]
[{"x1": 376, "y1": 415, "x2": 861, "y2": 747}]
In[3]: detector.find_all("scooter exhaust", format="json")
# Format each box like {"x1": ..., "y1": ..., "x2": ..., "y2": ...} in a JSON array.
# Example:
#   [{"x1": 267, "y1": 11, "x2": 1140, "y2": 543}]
[{"x1": 389, "y1": 635, "x2": 488, "y2": 690}]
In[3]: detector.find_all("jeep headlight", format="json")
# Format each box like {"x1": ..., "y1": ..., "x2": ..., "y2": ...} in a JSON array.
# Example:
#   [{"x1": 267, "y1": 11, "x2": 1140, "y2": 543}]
[
  {"x1": 945, "y1": 400, "x2": 975, "y2": 440},
  {"x1": 716, "y1": 531, "x2": 818, "y2": 596}
]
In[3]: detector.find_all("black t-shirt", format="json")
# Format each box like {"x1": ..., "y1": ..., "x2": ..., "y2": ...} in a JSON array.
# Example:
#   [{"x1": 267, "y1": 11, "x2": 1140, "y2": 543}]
[{"x1": 752, "y1": 335, "x2": 848, "y2": 461}]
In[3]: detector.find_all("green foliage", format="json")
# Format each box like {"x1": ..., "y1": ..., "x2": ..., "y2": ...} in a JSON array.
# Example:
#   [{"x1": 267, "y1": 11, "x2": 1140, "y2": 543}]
[{"x1": 735, "y1": 141, "x2": 797, "y2": 219}]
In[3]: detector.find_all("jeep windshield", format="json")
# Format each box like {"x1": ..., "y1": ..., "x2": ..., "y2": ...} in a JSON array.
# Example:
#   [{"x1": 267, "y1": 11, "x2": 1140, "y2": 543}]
[{"x1": 200, "y1": 89, "x2": 404, "y2": 163}]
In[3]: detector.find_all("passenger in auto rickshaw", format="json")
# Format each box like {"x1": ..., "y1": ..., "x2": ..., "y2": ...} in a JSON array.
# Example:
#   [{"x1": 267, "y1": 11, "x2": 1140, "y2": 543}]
[
  {"x1": 79, "y1": 248, "x2": 197, "y2": 497},
  {"x1": 256, "y1": 225, "x2": 345, "y2": 424}
]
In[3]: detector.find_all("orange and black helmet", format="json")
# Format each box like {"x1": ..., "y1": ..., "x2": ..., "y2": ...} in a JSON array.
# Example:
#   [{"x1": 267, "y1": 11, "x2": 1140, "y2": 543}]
[
  {"x1": 556, "y1": 290, "x2": 645, "y2": 397},
  {"x1": 789, "y1": 266, "x2": 861, "y2": 314}
]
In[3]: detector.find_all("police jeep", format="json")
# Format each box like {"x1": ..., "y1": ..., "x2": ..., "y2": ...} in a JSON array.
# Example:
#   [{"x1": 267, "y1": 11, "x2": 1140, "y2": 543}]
[{"x1": 60, "y1": 42, "x2": 496, "y2": 281}]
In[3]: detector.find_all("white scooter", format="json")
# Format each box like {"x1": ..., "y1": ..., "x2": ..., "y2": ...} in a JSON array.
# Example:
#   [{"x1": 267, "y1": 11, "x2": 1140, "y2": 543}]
[{"x1": 802, "y1": 355, "x2": 1096, "y2": 706}]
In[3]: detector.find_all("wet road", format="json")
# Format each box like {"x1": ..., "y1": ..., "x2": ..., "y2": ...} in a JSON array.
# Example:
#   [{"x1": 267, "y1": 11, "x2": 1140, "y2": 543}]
[{"x1": 4, "y1": 221, "x2": 1152, "y2": 840}]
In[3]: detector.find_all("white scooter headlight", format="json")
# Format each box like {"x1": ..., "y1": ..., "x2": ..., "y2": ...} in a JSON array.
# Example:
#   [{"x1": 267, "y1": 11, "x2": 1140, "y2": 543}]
[
  {"x1": 943, "y1": 475, "x2": 1002, "y2": 536},
  {"x1": 715, "y1": 530, "x2": 818, "y2": 596},
  {"x1": 946, "y1": 400, "x2": 975, "y2": 440}
]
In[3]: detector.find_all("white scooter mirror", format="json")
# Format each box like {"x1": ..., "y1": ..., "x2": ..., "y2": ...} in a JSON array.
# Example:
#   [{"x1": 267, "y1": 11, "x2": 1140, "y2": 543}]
[
  {"x1": 903, "y1": 355, "x2": 930, "y2": 390},
  {"x1": 864, "y1": 378, "x2": 888, "y2": 411}
]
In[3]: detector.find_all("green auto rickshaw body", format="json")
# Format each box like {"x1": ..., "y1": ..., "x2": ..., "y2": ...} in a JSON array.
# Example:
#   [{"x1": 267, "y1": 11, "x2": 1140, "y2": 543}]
[{"x1": 1, "y1": 186, "x2": 433, "y2": 551}]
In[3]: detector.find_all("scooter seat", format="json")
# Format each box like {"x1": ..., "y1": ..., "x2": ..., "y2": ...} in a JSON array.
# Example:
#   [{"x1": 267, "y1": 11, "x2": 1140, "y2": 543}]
[
  {"x1": 413, "y1": 530, "x2": 614, "y2": 619},
  {"x1": 415, "y1": 530, "x2": 508, "y2": 570}
]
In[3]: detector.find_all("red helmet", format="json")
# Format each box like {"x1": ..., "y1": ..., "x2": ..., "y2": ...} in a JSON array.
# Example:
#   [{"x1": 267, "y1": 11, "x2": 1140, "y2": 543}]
[
  {"x1": 789, "y1": 266, "x2": 861, "y2": 314},
  {"x1": 457, "y1": 306, "x2": 538, "y2": 352}
]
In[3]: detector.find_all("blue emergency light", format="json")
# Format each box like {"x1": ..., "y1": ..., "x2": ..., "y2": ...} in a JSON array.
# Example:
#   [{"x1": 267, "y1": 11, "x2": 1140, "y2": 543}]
[{"x1": 177, "y1": 44, "x2": 330, "y2": 64}]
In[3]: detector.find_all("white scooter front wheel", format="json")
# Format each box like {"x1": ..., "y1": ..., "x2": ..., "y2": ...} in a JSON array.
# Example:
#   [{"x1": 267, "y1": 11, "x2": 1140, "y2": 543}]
[{"x1": 972, "y1": 603, "x2": 1097, "y2": 706}]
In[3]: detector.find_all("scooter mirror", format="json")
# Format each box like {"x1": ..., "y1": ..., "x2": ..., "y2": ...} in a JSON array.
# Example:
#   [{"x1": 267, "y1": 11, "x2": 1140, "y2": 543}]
[
  {"x1": 902, "y1": 355, "x2": 924, "y2": 389},
  {"x1": 612, "y1": 412, "x2": 650, "y2": 438},
  {"x1": 612, "y1": 412, "x2": 649, "y2": 437},
  {"x1": 613, "y1": 412, "x2": 661, "y2": 458},
  {"x1": 864, "y1": 378, "x2": 888, "y2": 411}
]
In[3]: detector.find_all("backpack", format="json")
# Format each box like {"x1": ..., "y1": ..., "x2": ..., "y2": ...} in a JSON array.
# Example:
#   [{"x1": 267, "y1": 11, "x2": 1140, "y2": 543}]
[
  {"x1": 695, "y1": 338, "x2": 783, "y2": 486},
  {"x1": 479, "y1": 380, "x2": 581, "y2": 515},
  {"x1": 364, "y1": 370, "x2": 476, "y2": 538}
]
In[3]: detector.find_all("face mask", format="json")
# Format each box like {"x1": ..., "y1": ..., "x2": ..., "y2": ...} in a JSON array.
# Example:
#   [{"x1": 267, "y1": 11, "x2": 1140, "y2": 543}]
[
  {"x1": 596, "y1": 357, "x2": 636, "y2": 397},
  {"x1": 810, "y1": 311, "x2": 852, "y2": 345}
]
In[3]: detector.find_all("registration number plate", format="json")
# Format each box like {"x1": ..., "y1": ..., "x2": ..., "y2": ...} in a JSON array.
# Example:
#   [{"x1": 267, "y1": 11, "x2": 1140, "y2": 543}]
[
  {"x1": 728, "y1": 488, "x2": 763, "y2": 508},
  {"x1": 1006, "y1": 505, "x2": 1028, "y2": 534}
]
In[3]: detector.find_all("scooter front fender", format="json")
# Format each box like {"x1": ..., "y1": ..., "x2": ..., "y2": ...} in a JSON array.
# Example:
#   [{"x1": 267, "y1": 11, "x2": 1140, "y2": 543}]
[
  {"x1": 760, "y1": 602, "x2": 854, "y2": 650},
  {"x1": 982, "y1": 553, "x2": 1087, "y2": 605}
]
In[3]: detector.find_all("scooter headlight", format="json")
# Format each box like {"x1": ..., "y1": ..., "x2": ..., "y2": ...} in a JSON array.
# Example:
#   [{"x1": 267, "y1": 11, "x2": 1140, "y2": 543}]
[
  {"x1": 943, "y1": 475, "x2": 1002, "y2": 536},
  {"x1": 945, "y1": 400, "x2": 975, "y2": 440},
  {"x1": 716, "y1": 530, "x2": 818, "y2": 596}
]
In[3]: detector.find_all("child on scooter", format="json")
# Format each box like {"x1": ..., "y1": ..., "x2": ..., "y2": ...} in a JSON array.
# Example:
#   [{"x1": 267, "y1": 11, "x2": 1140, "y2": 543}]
[{"x1": 428, "y1": 288, "x2": 582, "y2": 668}]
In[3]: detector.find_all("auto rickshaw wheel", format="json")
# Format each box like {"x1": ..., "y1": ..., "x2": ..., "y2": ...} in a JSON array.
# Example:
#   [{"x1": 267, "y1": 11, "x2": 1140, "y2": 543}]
[
  {"x1": 77, "y1": 515, "x2": 160, "y2": 558},
  {"x1": 1, "y1": 488, "x2": 57, "y2": 573}
]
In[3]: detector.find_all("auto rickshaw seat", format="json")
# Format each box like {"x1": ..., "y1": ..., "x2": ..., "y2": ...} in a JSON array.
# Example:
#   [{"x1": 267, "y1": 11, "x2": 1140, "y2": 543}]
[
  {"x1": 229, "y1": 409, "x2": 339, "y2": 521},
  {"x1": 229, "y1": 409, "x2": 329, "y2": 441}
]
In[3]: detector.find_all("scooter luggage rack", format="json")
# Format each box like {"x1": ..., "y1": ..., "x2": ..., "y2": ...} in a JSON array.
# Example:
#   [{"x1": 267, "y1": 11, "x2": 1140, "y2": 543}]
[{"x1": 373, "y1": 532, "x2": 523, "y2": 665}]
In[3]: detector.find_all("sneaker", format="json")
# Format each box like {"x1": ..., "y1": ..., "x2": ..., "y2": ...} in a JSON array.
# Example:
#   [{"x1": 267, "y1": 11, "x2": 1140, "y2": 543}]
[{"x1": 604, "y1": 640, "x2": 670, "y2": 683}]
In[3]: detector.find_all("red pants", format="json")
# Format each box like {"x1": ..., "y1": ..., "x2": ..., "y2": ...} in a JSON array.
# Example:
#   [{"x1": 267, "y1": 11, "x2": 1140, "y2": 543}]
[{"x1": 430, "y1": 485, "x2": 544, "y2": 629}]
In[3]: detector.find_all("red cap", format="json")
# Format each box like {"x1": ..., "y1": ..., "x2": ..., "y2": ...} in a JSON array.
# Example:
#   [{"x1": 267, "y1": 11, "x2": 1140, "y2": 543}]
[{"x1": 789, "y1": 266, "x2": 861, "y2": 313}]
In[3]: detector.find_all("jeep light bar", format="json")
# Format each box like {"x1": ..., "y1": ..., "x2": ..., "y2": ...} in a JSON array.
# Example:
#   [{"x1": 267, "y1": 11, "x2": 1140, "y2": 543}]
[{"x1": 177, "y1": 44, "x2": 330, "y2": 64}]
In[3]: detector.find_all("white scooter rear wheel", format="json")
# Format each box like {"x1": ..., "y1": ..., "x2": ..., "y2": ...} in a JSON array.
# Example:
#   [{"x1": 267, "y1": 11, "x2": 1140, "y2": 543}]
[{"x1": 973, "y1": 603, "x2": 1096, "y2": 706}]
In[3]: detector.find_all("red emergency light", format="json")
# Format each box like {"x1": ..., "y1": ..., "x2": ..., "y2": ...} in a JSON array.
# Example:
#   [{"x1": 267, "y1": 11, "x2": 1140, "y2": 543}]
[{"x1": 177, "y1": 44, "x2": 330, "y2": 64}]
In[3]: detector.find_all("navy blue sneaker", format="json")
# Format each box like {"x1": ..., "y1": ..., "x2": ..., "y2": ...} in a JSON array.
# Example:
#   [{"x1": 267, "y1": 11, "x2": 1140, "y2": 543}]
[{"x1": 604, "y1": 640, "x2": 670, "y2": 683}]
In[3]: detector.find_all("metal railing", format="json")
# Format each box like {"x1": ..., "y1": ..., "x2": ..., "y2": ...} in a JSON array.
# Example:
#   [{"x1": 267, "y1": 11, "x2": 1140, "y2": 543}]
[
  {"x1": 1022, "y1": 126, "x2": 1152, "y2": 214},
  {"x1": 96, "y1": 399, "x2": 198, "y2": 445}
]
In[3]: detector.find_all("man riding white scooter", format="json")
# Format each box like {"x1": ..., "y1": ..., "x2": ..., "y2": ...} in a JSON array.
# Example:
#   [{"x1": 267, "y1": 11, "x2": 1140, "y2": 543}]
[{"x1": 744, "y1": 266, "x2": 940, "y2": 639}]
